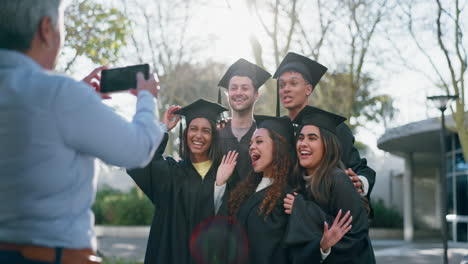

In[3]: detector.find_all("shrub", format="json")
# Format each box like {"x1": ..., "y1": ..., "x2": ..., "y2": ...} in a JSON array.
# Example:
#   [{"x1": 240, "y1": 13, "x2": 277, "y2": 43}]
[
  {"x1": 93, "y1": 186, "x2": 153, "y2": 225},
  {"x1": 370, "y1": 199, "x2": 403, "y2": 228}
]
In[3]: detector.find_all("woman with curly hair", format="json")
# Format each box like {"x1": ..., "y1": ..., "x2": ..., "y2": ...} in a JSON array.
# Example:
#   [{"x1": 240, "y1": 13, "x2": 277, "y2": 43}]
[
  {"x1": 214, "y1": 115, "x2": 351, "y2": 264},
  {"x1": 284, "y1": 106, "x2": 375, "y2": 264},
  {"x1": 214, "y1": 115, "x2": 295, "y2": 264}
]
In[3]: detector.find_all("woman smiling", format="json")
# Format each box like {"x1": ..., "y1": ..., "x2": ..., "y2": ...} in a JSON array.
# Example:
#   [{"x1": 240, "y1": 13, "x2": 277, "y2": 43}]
[
  {"x1": 223, "y1": 115, "x2": 295, "y2": 264},
  {"x1": 126, "y1": 99, "x2": 233, "y2": 264},
  {"x1": 285, "y1": 106, "x2": 375, "y2": 264}
]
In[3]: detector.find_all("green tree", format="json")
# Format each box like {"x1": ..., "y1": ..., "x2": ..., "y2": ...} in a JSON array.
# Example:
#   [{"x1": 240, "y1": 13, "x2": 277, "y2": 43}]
[
  {"x1": 312, "y1": 71, "x2": 396, "y2": 130},
  {"x1": 60, "y1": 0, "x2": 129, "y2": 72}
]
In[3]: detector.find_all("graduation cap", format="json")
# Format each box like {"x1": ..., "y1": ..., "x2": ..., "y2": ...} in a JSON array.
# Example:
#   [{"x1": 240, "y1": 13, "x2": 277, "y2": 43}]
[
  {"x1": 175, "y1": 99, "x2": 227, "y2": 124},
  {"x1": 217, "y1": 59, "x2": 271, "y2": 104},
  {"x1": 272, "y1": 52, "x2": 328, "y2": 116},
  {"x1": 292, "y1": 106, "x2": 346, "y2": 135},
  {"x1": 174, "y1": 99, "x2": 228, "y2": 153},
  {"x1": 254, "y1": 115, "x2": 295, "y2": 146}
]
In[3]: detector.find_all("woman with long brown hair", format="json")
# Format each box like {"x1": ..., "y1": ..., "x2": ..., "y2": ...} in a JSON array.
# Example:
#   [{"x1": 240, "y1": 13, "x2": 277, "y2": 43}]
[
  {"x1": 127, "y1": 99, "x2": 232, "y2": 264},
  {"x1": 214, "y1": 115, "x2": 351, "y2": 264},
  {"x1": 284, "y1": 106, "x2": 375, "y2": 263}
]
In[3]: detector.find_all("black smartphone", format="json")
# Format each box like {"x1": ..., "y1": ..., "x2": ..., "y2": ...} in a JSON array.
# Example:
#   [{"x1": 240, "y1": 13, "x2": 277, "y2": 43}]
[{"x1": 100, "y1": 64, "x2": 150, "y2": 93}]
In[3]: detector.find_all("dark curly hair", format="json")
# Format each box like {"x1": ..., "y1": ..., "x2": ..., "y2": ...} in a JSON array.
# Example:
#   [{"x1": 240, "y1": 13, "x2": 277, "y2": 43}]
[{"x1": 228, "y1": 129, "x2": 295, "y2": 218}]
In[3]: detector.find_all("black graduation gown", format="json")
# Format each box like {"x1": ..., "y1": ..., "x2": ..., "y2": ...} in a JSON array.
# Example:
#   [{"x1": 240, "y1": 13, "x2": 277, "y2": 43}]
[
  {"x1": 126, "y1": 133, "x2": 218, "y2": 264},
  {"x1": 218, "y1": 120, "x2": 256, "y2": 180},
  {"x1": 219, "y1": 184, "x2": 292, "y2": 264},
  {"x1": 285, "y1": 169, "x2": 376, "y2": 264}
]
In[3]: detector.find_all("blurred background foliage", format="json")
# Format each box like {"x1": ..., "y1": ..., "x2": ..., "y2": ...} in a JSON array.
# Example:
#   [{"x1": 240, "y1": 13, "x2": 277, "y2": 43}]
[{"x1": 93, "y1": 186, "x2": 153, "y2": 225}]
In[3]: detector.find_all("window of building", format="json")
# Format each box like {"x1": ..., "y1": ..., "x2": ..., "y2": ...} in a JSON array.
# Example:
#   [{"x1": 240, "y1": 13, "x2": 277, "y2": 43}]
[{"x1": 446, "y1": 134, "x2": 468, "y2": 242}]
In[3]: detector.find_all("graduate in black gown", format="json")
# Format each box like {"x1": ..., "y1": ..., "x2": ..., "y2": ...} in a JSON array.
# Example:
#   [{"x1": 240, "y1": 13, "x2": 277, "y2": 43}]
[
  {"x1": 284, "y1": 106, "x2": 375, "y2": 264},
  {"x1": 126, "y1": 99, "x2": 231, "y2": 264},
  {"x1": 273, "y1": 52, "x2": 376, "y2": 209},
  {"x1": 214, "y1": 116, "x2": 296, "y2": 264},
  {"x1": 217, "y1": 59, "x2": 271, "y2": 180}
]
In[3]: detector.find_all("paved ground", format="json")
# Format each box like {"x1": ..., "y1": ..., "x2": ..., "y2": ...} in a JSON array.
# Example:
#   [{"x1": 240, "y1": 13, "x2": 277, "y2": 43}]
[{"x1": 97, "y1": 236, "x2": 468, "y2": 263}]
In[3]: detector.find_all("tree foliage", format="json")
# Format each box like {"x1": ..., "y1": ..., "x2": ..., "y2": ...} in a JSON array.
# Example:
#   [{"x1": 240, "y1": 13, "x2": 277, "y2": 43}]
[
  {"x1": 313, "y1": 71, "x2": 396, "y2": 130},
  {"x1": 61, "y1": 0, "x2": 129, "y2": 72},
  {"x1": 244, "y1": 0, "x2": 396, "y2": 124},
  {"x1": 396, "y1": 0, "x2": 468, "y2": 160}
]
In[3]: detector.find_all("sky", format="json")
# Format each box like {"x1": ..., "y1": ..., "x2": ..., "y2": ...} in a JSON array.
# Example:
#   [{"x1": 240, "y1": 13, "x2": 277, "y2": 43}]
[{"x1": 62, "y1": 0, "x2": 463, "y2": 155}]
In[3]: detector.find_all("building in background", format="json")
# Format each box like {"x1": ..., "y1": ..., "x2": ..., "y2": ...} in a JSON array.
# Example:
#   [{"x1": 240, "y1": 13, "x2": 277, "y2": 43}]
[{"x1": 378, "y1": 115, "x2": 468, "y2": 243}]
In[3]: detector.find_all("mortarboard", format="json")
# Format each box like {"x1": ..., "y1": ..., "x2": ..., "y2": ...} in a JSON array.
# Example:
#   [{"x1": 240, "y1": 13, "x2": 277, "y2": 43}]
[
  {"x1": 254, "y1": 115, "x2": 295, "y2": 146},
  {"x1": 272, "y1": 52, "x2": 328, "y2": 116},
  {"x1": 292, "y1": 106, "x2": 346, "y2": 135},
  {"x1": 217, "y1": 59, "x2": 271, "y2": 104},
  {"x1": 174, "y1": 99, "x2": 227, "y2": 125}
]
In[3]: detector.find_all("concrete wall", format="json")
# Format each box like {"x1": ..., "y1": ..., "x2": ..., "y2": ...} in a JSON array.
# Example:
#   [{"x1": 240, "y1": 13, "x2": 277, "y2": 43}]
[
  {"x1": 368, "y1": 152, "x2": 405, "y2": 214},
  {"x1": 412, "y1": 155, "x2": 440, "y2": 229}
]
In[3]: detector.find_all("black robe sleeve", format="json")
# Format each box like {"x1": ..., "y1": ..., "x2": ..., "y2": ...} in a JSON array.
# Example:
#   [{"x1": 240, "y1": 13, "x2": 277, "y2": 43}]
[
  {"x1": 288, "y1": 239, "x2": 322, "y2": 264},
  {"x1": 336, "y1": 123, "x2": 376, "y2": 199},
  {"x1": 286, "y1": 170, "x2": 375, "y2": 264},
  {"x1": 285, "y1": 194, "x2": 327, "y2": 264},
  {"x1": 126, "y1": 133, "x2": 178, "y2": 205}
]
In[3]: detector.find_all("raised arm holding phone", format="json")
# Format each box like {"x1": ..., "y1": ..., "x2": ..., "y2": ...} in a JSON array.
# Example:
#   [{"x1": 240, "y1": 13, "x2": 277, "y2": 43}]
[{"x1": 0, "y1": 1, "x2": 164, "y2": 263}]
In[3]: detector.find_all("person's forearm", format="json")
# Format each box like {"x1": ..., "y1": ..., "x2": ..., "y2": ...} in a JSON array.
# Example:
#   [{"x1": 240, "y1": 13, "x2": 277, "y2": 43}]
[
  {"x1": 214, "y1": 182, "x2": 227, "y2": 214},
  {"x1": 57, "y1": 86, "x2": 164, "y2": 168}
]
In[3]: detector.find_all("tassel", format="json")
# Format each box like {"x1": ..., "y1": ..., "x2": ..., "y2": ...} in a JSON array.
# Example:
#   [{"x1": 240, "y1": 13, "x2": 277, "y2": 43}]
[
  {"x1": 179, "y1": 119, "x2": 183, "y2": 155},
  {"x1": 217, "y1": 87, "x2": 222, "y2": 104},
  {"x1": 276, "y1": 79, "x2": 280, "y2": 117}
]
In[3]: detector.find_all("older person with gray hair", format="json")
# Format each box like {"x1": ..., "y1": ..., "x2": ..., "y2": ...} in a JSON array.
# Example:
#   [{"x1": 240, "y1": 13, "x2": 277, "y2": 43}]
[{"x1": 0, "y1": 1, "x2": 165, "y2": 263}]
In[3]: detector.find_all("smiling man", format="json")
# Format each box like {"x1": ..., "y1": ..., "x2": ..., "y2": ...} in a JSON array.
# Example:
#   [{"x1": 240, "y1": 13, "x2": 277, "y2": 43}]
[
  {"x1": 217, "y1": 59, "x2": 271, "y2": 180},
  {"x1": 273, "y1": 52, "x2": 376, "y2": 206}
]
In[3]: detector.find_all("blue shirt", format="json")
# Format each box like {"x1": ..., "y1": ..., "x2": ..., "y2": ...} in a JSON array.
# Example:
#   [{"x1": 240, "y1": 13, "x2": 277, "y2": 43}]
[{"x1": 0, "y1": 50, "x2": 164, "y2": 249}]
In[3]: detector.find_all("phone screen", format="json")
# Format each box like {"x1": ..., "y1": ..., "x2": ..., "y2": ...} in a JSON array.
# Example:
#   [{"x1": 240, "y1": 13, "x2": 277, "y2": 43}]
[{"x1": 100, "y1": 64, "x2": 150, "y2": 93}]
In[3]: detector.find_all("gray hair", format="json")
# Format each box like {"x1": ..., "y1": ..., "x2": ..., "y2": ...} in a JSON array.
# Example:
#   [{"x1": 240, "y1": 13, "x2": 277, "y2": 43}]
[{"x1": 0, "y1": 0, "x2": 64, "y2": 50}]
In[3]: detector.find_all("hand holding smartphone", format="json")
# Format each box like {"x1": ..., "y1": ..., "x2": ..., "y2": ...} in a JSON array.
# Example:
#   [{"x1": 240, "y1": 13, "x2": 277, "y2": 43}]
[{"x1": 100, "y1": 64, "x2": 150, "y2": 93}]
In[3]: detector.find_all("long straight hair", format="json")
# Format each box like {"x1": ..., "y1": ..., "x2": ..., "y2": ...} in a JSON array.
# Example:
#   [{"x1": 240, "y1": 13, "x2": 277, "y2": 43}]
[
  {"x1": 181, "y1": 118, "x2": 222, "y2": 166},
  {"x1": 306, "y1": 127, "x2": 344, "y2": 205},
  {"x1": 228, "y1": 129, "x2": 294, "y2": 217},
  {"x1": 304, "y1": 127, "x2": 370, "y2": 215}
]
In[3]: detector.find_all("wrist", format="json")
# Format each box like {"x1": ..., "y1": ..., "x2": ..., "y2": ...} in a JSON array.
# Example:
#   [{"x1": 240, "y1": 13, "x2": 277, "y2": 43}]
[
  {"x1": 216, "y1": 180, "x2": 226, "y2": 186},
  {"x1": 320, "y1": 240, "x2": 330, "y2": 253}
]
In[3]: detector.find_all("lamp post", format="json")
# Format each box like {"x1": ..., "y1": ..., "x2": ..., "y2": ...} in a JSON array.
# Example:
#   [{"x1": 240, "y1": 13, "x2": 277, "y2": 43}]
[{"x1": 427, "y1": 94, "x2": 458, "y2": 264}]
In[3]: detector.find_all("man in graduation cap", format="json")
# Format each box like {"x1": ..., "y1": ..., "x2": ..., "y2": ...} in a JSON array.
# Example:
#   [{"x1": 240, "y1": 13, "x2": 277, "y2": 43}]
[
  {"x1": 273, "y1": 52, "x2": 376, "y2": 204},
  {"x1": 217, "y1": 58, "x2": 271, "y2": 180}
]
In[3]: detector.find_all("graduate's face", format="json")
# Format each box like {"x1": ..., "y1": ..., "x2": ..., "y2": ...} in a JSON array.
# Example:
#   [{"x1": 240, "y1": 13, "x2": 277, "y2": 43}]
[
  {"x1": 249, "y1": 128, "x2": 274, "y2": 173},
  {"x1": 296, "y1": 125, "x2": 324, "y2": 172},
  {"x1": 187, "y1": 118, "x2": 212, "y2": 160},
  {"x1": 227, "y1": 76, "x2": 259, "y2": 113},
  {"x1": 278, "y1": 72, "x2": 313, "y2": 111}
]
